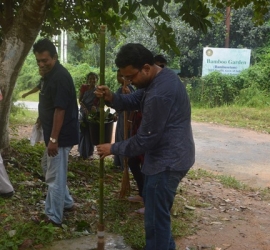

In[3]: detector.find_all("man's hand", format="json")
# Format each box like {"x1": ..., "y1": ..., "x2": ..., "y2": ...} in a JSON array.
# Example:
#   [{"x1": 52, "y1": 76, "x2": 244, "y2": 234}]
[
  {"x1": 94, "y1": 86, "x2": 113, "y2": 102},
  {"x1": 122, "y1": 86, "x2": 131, "y2": 94},
  {"x1": 47, "y1": 141, "x2": 58, "y2": 157},
  {"x1": 36, "y1": 117, "x2": 42, "y2": 129},
  {"x1": 96, "y1": 143, "x2": 112, "y2": 159}
]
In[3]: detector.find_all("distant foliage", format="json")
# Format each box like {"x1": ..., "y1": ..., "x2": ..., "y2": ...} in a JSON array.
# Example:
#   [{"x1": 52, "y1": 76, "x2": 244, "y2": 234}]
[
  {"x1": 16, "y1": 54, "x2": 41, "y2": 91},
  {"x1": 64, "y1": 63, "x2": 97, "y2": 91},
  {"x1": 234, "y1": 84, "x2": 270, "y2": 108},
  {"x1": 188, "y1": 44, "x2": 270, "y2": 108},
  {"x1": 16, "y1": 59, "x2": 120, "y2": 98},
  {"x1": 177, "y1": 4, "x2": 270, "y2": 77},
  {"x1": 186, "y1": 72, "x2": 238, "y2": 107},
  {"x1": 238, "y1": 51, "x2": 270, "y2": 92}
]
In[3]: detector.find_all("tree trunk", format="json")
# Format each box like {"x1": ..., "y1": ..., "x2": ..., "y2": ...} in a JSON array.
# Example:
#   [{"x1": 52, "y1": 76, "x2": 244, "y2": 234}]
[{"x1": 0, "y1": 0, "x2": 48, "y2": 149}]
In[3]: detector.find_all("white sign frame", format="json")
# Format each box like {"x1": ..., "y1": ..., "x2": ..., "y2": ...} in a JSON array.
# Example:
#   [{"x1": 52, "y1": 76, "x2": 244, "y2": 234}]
[{"x1": 202, "y1": 47, "x2": 251, "y2": 76}]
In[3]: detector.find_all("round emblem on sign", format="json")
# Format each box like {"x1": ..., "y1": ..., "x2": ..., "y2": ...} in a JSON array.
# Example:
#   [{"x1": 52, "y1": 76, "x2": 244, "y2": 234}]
[{"x1": 206, "y1": 49, "x2": 213, "y2": 56}]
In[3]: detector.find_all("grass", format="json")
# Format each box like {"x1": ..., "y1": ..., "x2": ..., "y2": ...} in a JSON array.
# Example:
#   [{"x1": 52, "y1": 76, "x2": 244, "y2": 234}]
[
  {"x1": 217, "y1": 175, "x2": 249, "y2": 190},
  {"x1": 18, "y1": 90, "x2": 39, "y2": 102},
  {"x1": 187, "y1": 169, "x2": 250, "y2": 190},
  {"x1": 9, "y1": 108, "x2": 38, "y2": 126},
  {"x1": 192, "y1": 105, "x2": 270, "y2": 134}
]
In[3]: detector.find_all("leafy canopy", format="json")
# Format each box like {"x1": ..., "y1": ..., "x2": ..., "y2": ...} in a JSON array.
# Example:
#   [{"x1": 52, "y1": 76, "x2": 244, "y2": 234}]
[{"x1": 0, "y1": 0, "x2": 269, "y2": 54}]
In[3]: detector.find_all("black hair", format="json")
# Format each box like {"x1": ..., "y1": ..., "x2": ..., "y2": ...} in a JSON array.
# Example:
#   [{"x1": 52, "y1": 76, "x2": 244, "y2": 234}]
[
  {"x1": 154, "y1": 54, "x2": 167, "y2": 64},
  {"x1": 115, "y1": 43, "x2": 154, "y2": 69},
  {"x1": 86, "y1": 72, "x2": 99, "y2": 81},
  {"x1": 33, "y1": 38, "x2": 57, "y2": 58}
]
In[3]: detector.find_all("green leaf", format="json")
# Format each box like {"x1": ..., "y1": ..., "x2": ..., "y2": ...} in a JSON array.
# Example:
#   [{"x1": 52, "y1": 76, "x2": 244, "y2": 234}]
[
  {"x1": 140, "y1": 0, "x2": 154, "y2": 6},
  {"x1": 130, "y1": 2, "x2": 139, "y2": 12},
  {"x1": 159, "y1": 0, "x2": 165, "y2": 7},
  {"x1": 148, "y1": 9, "x2": 159, "y2": 19},
  {"x1": 216, "y1": 3, "x2": 224, "y2": 9},
  {"x1": 153, "y1": 1, "x2": 171, "y2": 22},
  {"x1": 111, "y1": 0, "x2": 119, "y2": 13}
]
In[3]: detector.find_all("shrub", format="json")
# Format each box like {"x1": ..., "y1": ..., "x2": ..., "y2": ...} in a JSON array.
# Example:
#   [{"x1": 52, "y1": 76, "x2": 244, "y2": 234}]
[
  {"x1": 234, "y1": 84, "x2": 270, "y2": 107},
  {"x1": 187, "y1": 72, "x2": 239, "y2": 107},
  {"x1": 235, "y1": 63, "x2": 270, "y2": 92}
]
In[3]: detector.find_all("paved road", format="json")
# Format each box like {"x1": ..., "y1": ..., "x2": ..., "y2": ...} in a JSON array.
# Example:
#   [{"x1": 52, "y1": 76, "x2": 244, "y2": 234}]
[
  {"x1": 15, "y1": 101, "x2": 38, "y2": 110},
  {"x1": 192, "y1": 122, "x2": 270, "y2": 188}
]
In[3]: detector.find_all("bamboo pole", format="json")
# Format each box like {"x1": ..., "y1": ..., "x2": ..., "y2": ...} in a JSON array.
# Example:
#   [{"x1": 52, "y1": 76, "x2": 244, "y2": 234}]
[
  {"x1": 119, "y1": 80, "x2": 131, "y2": 198},
  {"x1": 97, "y1": 24, "x2": 106, "y2": 250}
]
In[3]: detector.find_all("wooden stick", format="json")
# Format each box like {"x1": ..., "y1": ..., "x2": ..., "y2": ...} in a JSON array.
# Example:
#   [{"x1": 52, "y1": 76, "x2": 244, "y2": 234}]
[
  {"x1": 97, "y1": 24, "x2": 106, "y2": 250},
  {"x1": 119, "y1": 80, "x2": 131, "y2": 198}
]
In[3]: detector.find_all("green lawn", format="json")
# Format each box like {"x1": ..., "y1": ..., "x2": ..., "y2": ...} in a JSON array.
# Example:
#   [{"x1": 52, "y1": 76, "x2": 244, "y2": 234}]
[
  {"x1": 192, "y1": 105, "x2": 270, "y2": 134},
  {"x1": 10, "y1": 109, "x2": 38, "y2": 125},
  {"x1": 18, "y1": 90, "x2": 39, "y2": 102}
]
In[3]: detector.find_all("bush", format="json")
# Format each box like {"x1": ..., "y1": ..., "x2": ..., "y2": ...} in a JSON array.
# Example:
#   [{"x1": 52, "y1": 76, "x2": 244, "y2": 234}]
[
  {"x1": 235, "y1": 62, "x2": 270, "y2": 92},
  {"x1": 234, "y1": 84, "x2": 270, "y2": 107},
  {"x1": 187, "y1": 72, "x2": 239, "y2": 107}
]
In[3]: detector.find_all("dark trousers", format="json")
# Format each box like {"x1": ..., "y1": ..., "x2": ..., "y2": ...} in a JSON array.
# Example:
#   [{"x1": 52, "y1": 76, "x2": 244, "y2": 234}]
[
  {"x1": 143, "y1": 170, "x2": 188, "y2": 250},
  {"x1": 128, "y1": 156, "x2": 144, "y2": 197}
]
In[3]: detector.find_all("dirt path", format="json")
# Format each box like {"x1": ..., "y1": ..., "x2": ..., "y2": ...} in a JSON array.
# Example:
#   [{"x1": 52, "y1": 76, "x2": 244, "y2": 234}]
[
  {"x1": 177, "y1": 122, "x2": 270, "y2": 250},
  {"x1": 177, "y1": 176, "x2": 270, "y2": 250},
  {"x1": 192, "y1": 122, "x2": 270, "y2": 189}
]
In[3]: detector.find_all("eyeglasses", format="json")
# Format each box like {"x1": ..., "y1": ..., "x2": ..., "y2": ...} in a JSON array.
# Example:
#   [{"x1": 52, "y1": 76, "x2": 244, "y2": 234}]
[{"x1": 121, "y1": 70, "x2": 140, "y2": 82}]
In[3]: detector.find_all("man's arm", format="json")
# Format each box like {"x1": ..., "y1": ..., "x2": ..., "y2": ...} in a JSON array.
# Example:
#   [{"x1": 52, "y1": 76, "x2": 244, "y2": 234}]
[
  {"x1": 22, "y1": 87, "x2": 40, "y2": 98},
  {"x1": 47, "y1": 108, "x2": 65, "y2": 157}
]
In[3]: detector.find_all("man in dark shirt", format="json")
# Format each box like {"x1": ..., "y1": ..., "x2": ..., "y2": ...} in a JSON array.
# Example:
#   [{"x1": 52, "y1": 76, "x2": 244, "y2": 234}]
[
  {"x1": 32, "y1": 38, "x2": 79, "y2": 227},
  {"x1": 154, "y1": 54, "x2": 167, "y2": 68},
  {"x1": 95, "y1": 43, "x2": 195, "y2": 250}
]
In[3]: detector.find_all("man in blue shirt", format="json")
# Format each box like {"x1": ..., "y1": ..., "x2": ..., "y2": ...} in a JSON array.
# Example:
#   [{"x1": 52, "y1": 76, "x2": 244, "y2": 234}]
[
  {"x1": 95, "y1": 43, "x2": 195, "y2": 250},
  {"x1": 32, "y1": 38, "x2": 79, "y2": 227}
]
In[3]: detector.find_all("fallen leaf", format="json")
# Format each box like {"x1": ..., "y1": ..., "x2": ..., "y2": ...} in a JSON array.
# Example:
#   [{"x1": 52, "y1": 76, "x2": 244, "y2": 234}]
[
  {"x1": 185, "y1": 205, "x2": 196, "y2": 210},
  {"x1": 210, "y1": 221, "x2": 223, "y2": 225}
]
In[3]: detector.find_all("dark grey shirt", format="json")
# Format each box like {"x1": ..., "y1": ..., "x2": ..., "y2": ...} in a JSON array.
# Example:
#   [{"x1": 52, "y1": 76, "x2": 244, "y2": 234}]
[
  {"x1": 38, "y1": 61, "x2": 79, "y2": 147},
  {"x1": 111, "y1": 67, "x2": 195, "y2": 175}
]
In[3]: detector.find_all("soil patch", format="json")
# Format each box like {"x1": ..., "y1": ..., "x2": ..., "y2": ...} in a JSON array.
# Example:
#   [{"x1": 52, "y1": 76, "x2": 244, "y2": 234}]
[{"x1": 176, "y1": 178, "x2": 270, "y2": 250}]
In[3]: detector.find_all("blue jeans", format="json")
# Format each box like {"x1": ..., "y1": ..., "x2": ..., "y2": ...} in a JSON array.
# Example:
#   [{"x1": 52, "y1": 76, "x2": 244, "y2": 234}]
[
  {"x1": 41, "y1": 147, "x2": 74, "y2": 224},
  {"x1": 143, "y1": 170, "x2": 188, "y2": 250}
]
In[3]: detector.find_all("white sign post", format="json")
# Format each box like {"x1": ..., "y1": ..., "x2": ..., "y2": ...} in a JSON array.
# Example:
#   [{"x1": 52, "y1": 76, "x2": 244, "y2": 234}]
[{"x1": 202, "y1": 47, "x2": 251, "y2": 76}]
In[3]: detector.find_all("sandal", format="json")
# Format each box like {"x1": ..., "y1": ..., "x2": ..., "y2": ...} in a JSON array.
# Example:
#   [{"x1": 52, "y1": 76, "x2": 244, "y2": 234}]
[
  {"x1": 135, "y1": 207, "x2": 145, "y2": 215},
  {"x1": 31, "y1": 215, "x2": 62, "y2": 227},
  {"x1": 0, "y1": 191, "x2": 14, "y2": 198},
  {"x1": 127, "y1": 195, "x2": 143, "y2": 203},
  {"x1": 64, "y1": 205, "x2": 76, "y2": 213}
]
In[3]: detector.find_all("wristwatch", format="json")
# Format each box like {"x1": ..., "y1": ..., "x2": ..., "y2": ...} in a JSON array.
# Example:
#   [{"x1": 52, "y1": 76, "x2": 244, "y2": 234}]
[{"x1": 50, "y1": 137, "x2": 58, "y2": 143}]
